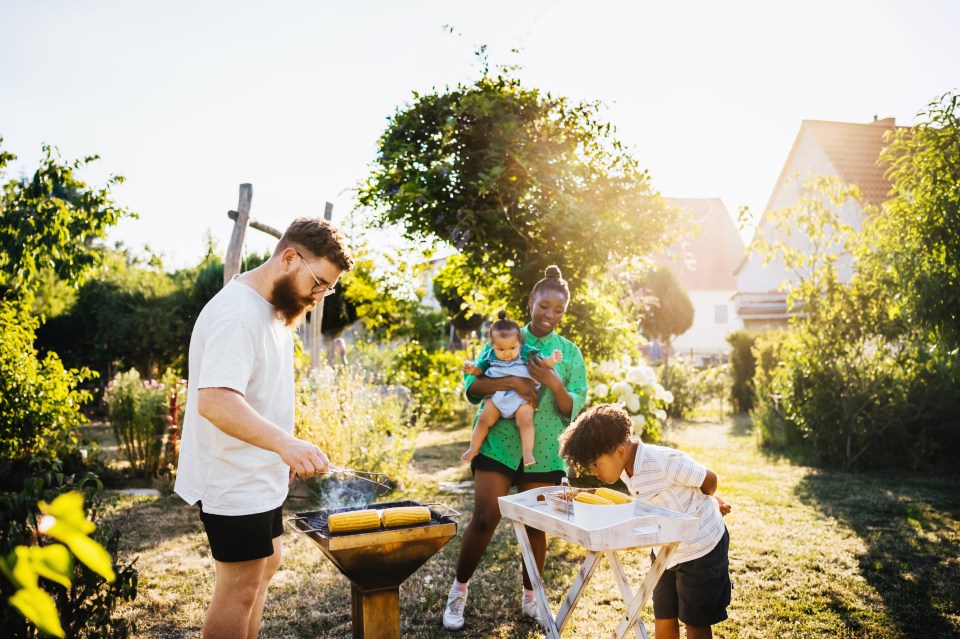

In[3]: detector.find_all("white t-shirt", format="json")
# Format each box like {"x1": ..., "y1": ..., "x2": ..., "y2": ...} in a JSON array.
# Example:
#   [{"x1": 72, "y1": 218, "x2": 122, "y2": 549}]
[
  {"x1": 621, "y1": 441, "x2": 726, "y2": 568},
  {"x1": 174, "y1": 279, "x2": 295, "y2": 516}
]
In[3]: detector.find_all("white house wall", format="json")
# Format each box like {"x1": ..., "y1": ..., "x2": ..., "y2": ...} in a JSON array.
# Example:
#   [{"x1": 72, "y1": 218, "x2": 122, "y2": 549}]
[
  {"x1": 737, "y1": 126, "x2": 864, "y2": 298},
  {"x1": 671, "y1": 289, "x2": 740, "y2": 360}
]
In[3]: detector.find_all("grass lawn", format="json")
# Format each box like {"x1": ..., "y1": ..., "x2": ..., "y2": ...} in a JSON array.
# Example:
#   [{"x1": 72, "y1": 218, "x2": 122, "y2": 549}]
[{"x1": 100, "y1": 415, "x2": 960, "y2": 638}]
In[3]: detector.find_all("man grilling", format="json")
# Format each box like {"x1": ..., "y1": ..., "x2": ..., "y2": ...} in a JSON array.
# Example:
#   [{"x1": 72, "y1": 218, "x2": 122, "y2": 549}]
[{"x1": 174, "y1": 217, "x2": 354, "y2": 639}]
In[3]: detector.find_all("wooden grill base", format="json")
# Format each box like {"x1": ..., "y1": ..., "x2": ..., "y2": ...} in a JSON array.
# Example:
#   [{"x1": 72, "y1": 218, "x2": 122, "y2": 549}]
[{"x1": 351, "y1": 585, "x2": 400, "y2": 639}]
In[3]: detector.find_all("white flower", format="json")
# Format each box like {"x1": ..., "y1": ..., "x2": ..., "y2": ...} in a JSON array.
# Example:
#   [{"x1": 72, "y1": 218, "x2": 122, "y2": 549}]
[
  {"x1": 653, "y1": 383, "x2": 669, "y2": 401},
  {"x1": 625, "y1": 366, "x2": 645, "y2": 384},
  {"x1": 663, "y1": 390, "x2": 674, "y2": 404},
  {"x1": 592, "y1": 383, "x2": 609, "y2": 398},
  {"x1": 611, "y1": 381, "x2": 631, "y2": 398},
  {"x1": 620, "y1": 354, "x2": 632, "y2": 369},
  {"x1": 625, "y1": 393, "x2": 641, "y2": 413},
  {"x1": 631, "y1": 414, "x2": 645, "y2": 428},
  {"x1": 654, "y1": 409, "x2": 667, "y2": 421},
  {"x1": 597, "y1": 360, "x2": 618, "y2": 376},
  {"x1": 627, "y1": 366, "x2": 656, "y2": 387}
]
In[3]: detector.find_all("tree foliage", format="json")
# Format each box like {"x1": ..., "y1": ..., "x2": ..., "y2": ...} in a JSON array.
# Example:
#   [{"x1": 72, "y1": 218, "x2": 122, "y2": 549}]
[
  {"x1": 357, "y1": 65, "x2": 677, "y2": 359},
  {"x1": 0, "y1": 141, "x2": 132, "y2": 303},
  {"x1": 876, "y1": 91, "x2": 960, "y2": 351},
  {"x1": 0, "y1": 301, "x2": 93, "y2": 462},
  {"x1": 635, "y1": 266, "x2": 694, "y2": 352},
  {"x1": 432, "y1": 254, "x2": 485, "y2": 339},
  {"x1": 751, "y1": 148, "x2": 960, "y2": 469}
]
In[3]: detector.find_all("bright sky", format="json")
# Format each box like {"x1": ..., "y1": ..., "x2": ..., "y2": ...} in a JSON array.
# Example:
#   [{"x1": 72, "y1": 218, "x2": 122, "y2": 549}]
[{"x1": 2, "y1": 0, "x2": 957, "y2": 270}]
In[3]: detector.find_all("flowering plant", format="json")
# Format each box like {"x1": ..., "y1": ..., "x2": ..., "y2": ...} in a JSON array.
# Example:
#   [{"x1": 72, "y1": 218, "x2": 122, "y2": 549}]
[
  {"x1": 588, "y1": 356, "x2": 673, "y2": 443},
  {"x1": 104, "y1": 369, "x2": 186, "y2": 477}
]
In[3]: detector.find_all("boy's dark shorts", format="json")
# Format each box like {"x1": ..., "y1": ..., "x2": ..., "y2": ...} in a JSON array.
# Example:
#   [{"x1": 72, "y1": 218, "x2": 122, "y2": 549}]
[
  {"x1": 197, "y1": 502, "x2": 284, "y2": 563},
  {"x1": 471, "y1": 453, "x2": 566, "y2": 487},
  {"x1": 653, "y1": 527, "x2": 731, "y2": 627}
]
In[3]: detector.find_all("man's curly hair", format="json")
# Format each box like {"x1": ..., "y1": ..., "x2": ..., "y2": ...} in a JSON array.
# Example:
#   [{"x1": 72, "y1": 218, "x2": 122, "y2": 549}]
[{"x1": 558, "y1": 404, "x2": 633, "y2": 473}]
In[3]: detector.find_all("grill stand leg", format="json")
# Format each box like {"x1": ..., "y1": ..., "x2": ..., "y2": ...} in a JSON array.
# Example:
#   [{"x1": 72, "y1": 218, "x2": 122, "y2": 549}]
[{"x1": 350, "y1": 585, "x2": 400, "y2": 639}]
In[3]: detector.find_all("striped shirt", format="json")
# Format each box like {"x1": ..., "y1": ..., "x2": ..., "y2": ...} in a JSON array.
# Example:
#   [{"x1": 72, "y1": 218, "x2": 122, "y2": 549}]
[{"x1": 621, "y1": 441, "x2": 725, "y2": 568}]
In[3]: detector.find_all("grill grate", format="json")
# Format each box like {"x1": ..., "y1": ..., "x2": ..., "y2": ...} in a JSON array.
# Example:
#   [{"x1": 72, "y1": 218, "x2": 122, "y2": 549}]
[{"x1": 297, "y1": 500, "x2": 452, "y2": 537}]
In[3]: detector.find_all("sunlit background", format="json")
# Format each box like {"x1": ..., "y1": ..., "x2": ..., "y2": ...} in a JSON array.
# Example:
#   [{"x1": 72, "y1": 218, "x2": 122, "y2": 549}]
[{"x1": 2, "y1": 0, "x2": 957, "y2": 268}]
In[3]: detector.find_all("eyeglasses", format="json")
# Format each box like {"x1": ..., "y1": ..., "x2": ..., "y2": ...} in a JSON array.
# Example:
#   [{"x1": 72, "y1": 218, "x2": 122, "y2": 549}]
[{"x1": 296, "y1": 252, "x2": 337, "y2": 297}]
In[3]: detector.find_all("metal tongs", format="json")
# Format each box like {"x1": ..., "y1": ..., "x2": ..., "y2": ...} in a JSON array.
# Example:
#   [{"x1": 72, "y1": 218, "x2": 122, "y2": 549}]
[{"x1": 325, "y1": 465, "x2": 392, "y2": 497}]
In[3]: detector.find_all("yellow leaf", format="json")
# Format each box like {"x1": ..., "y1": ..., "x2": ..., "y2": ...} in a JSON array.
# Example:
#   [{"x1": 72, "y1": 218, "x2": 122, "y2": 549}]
[
  {"x1": 38, "y1": 492, "x2": 95, "y2": 536},
  {"x1": 27, "y1": 545, "x2": 73, "y2": 589},
  {"x1": 58, "y1": 534, "x2": 116, "y2": 583},
  {"x1": 10, "y1": 587, "x2": 66, "y2": 638},
  {"x1": 11, "y1": 547, "x2": 40, "y2": 590}
]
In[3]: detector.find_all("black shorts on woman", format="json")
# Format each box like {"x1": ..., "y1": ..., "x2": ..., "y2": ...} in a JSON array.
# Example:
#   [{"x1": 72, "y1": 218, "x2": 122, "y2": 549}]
[{"x1": 470, "y1": 453, "x2": 566, "y2": 486}]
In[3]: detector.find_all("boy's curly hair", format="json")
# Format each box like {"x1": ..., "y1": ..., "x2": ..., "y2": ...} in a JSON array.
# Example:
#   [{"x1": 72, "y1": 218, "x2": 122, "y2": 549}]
[{"x1": 559, "y1": 404, "x2": 633, "y2": 473}]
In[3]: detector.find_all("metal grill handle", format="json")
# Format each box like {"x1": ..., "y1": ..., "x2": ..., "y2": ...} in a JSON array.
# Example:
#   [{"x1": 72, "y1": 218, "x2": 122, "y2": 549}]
[{"x1": 420, "y1": 502, "x2": 461, "y2": 519}]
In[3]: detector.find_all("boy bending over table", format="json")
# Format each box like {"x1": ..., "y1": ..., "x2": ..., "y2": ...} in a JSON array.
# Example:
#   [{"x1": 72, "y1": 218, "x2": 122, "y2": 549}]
[{"x1": 558, "y1": 404, "x2": 732, "y2": 639}]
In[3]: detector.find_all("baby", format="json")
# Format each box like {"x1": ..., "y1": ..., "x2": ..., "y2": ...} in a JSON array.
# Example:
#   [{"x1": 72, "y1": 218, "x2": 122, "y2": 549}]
[{"x1": 461, "y1": 311, "x2": 562, "y2": 466}]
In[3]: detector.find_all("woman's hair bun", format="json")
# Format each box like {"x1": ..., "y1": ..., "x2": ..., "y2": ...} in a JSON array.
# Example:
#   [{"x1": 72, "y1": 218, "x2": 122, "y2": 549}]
[
  {"x1": 544, "y1": 265, "x2": 562, "y2": 280},
  {"x1": 497, "y1": 309, "x2": 508, "y2": 320}
]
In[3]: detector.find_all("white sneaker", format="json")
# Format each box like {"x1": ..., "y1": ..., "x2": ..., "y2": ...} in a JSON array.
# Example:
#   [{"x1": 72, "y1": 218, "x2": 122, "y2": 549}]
[
  {"x1": 521, "y1": 598, "x2": 544, "y2": 625},
  {"x1": 443, "y1": 591, "x2": 467, "y2": 630}
]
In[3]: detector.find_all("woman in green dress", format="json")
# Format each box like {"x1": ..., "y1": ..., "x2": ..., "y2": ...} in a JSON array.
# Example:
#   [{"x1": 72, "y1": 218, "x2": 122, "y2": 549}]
[{"x1": 442, "y1": 265, "x2": 589, "y2": 631}]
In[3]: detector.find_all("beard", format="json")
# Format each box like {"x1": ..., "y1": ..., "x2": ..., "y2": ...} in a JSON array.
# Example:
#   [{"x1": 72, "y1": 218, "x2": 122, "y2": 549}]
[{"x1": 270, "y1": 273, "x2": 316, "y2": 327}]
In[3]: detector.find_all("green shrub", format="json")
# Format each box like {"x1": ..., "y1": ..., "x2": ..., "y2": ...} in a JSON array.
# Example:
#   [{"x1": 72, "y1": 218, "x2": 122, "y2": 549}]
[
  {"x1": 0, "y1": 300, "x2": 93, "y2": 463},
  {"x1": 726, "y1": 330, "x2": 757, "y2": 413},
  {"x1": 296, "y1": 365, "x2": 421, "y2": 486},
  {"x1": 750, "y1": 330, "x2": 796, "y2": 448},
  {"x1": 351, "y1": 341, "x2": 471, "y2": 425},
  {"x1": 656, "y1": 359, "x2": 706, "y2": 419},
  {"x1": 104, "y1": 369, "x2": 184, "y2": 477},
  {"x1": 389, "y1": 342, "x2": 471, "y2": 424},
  {"x1": 0, "y1": 457, "x2": 137, "y2": 638}
]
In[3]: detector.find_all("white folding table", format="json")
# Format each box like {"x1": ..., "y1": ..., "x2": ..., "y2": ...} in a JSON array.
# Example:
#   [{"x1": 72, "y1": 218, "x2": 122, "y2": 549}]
[{"x1": 498, "y1": 487, "x2": 698, "y2": 639}]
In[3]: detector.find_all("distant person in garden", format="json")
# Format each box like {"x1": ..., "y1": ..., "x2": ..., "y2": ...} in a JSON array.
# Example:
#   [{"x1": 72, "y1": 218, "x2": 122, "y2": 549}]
[
  {"x1": 174, "y1": 217, "x2": 353, "y2": 639},
  {"x1": 461, "y1": 309, "x2": 563, "y2": 466},
  {"x1": 558, "y1": 403, "x2": 732, "y2": 639},
  {"x1": 443, "y1": 265, "x2": 588, "y2": 631}
]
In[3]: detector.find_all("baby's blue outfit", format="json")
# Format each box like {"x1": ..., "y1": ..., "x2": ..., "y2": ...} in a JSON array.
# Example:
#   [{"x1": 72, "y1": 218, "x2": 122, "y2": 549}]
[{"x1": 475, "y1": 343, "x2": 543, "y2": 418}]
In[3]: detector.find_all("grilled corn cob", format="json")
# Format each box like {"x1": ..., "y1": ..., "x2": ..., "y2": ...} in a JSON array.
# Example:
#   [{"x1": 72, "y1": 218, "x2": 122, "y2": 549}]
[
  {"x1": 328, "y1": 509, "x2": 382, "y2": 534},
  {"x1": 594, "y1": 487, "x2": 634, "y2": 504},
  {"x1": 381, "y1": 506, "x2": 431, "y2": 528},
  {"x1": 573, "y1": 491, "x2": 615, "y2": 505}
]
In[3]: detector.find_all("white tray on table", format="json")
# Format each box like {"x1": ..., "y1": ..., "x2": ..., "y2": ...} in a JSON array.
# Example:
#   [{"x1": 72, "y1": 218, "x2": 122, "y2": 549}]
[{"x1": 498, "y1": 486, "x2": 698, "y2": 551}]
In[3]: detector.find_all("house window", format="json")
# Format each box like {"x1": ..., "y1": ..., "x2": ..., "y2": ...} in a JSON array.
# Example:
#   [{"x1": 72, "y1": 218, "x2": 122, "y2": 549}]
[{"x1": 715, "y1": 305, "x2": 729, "y2": 324}]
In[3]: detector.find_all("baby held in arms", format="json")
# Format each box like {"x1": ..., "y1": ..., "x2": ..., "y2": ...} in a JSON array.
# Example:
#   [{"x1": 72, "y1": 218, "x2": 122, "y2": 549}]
[{"x1": 461, "y1": 311, "x2": 562, "y2": 467}]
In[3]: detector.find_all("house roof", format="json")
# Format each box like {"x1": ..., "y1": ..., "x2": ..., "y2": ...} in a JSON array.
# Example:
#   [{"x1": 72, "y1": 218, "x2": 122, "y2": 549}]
[
  {"x1": 805, "y1": 118, "x2": 898, "y2": 207},
  {"x1": 736, "y1": 116, "x2": 901, "y2": 276},
  {"x1": 763, "y1": 117, "x2": 899, "y2": 215},
  {"x1": 659, "y1": 198, "x2": 745, "y2": 291}
]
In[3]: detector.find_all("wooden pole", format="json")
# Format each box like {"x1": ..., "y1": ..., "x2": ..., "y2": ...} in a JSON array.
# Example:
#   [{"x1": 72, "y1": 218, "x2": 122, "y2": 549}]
[
  {"x1": 224, "y1": 184, "x2": 253, "y2": 286},
  {"x1": 228, "y1": 210, "x2": 281, "y2": 239}
]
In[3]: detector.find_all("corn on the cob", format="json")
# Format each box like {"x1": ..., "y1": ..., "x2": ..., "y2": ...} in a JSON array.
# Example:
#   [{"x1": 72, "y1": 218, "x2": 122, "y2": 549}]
[
  {"x1": 574, "y1": 491, "x2": 615, "y2": 505},
  {"x1": 380, "y1": 506, "x2": 431, "y2": 528},
  {"x1": 328, "y1": 509, "x2": 382, "y2": 534},
  {"x1": 594, "y1": 487, "x2": 634, "y2": 504}
]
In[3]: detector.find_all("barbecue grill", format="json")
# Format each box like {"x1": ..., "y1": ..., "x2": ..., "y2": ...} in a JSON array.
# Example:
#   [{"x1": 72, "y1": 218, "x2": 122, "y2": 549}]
[{"x1": 288, "y1": 500, "x2": 458, "y2": 639}]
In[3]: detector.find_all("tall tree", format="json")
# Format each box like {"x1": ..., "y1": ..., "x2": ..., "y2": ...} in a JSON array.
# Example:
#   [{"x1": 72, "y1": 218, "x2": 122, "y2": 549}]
[
  {"x1": 357, "y1": 63, "x2": 677, "y2": 359},
  {"x1": 0, "y1": 141, "x2": 131, "y2": 303},
  {"x1": 635, "y1": 266, "x2": 694, "y2": 358},
  {"x1": 876, "y1": 91, "x2": 960, "y2": 351}
]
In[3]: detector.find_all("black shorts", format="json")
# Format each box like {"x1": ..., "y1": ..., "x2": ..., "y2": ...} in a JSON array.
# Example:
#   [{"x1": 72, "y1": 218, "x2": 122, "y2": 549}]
[
  {"x1": 653, "y1": 527, "x2": 731, "y2": 627},
  {"x1": 470, "y1": 453, "x2": 566, "y2": 487},
  {"x1": 197, "y1": 502, "x2": 284, "y2": 563}
]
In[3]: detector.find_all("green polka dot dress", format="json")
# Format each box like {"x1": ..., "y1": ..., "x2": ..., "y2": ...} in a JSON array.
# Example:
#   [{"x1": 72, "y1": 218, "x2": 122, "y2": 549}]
[{"x1": 463, "y1": 324, "x2": 589, "y2": 473}]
